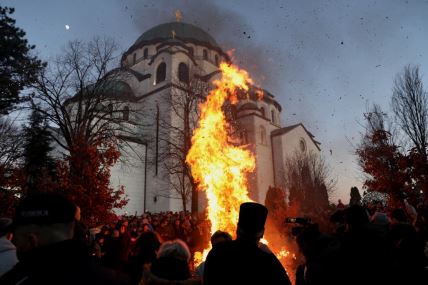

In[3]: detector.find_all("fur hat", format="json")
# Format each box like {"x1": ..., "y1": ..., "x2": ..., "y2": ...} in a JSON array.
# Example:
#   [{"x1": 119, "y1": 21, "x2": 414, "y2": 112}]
[{"x1": 237, "y1": 202, "x2": 268, "y2": 235}]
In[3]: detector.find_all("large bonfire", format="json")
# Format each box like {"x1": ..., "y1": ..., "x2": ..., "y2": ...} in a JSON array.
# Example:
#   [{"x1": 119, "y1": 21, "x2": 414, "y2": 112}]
[{"x1": 186, "y1": 62, "x2": 294, "y2": 270}]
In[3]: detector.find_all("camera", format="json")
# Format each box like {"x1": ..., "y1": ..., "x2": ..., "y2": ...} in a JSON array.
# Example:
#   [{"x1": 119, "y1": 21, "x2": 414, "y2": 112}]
[
  {"x1": 285, "y1": 217, "x2": 313, "y2": 237},
  {"x1": 285, "y1": 217, "x2": 311, "y2": 225}
]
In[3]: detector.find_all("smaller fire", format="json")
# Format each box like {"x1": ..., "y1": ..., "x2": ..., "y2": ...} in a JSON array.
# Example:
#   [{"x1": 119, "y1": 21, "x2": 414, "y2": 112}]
[
  {"x1": 261, "y1": 238, "x2": 295, "y2": 261},
  {"x1": 276, "y1": 247, "x2": 296, "y2": 260},
  {"x1": 193, "y1": 251, "x2": 204, "y2": 267}
]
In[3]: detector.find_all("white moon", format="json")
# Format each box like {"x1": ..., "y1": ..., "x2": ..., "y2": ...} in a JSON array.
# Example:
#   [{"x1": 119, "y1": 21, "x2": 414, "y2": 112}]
[{"x1": 65, "y1": 25, "x2": 70, "y2": 30}]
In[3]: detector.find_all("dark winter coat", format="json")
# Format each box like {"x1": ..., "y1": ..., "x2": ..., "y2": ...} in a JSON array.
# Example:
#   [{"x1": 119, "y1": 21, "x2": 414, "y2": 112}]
[
  {"x1": 203, "y1": 239, "x2": 291, "y2": 285},
  {"x1": 139, "y1": 263, "x2": 201, "y2": 285},
  {"x1": 0, "y1": 239, "x2": 129, "y2": 285}
]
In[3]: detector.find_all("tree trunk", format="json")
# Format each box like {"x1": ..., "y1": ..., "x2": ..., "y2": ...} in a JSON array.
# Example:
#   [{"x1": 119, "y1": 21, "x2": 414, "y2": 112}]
[
  {"x1": 189, "y1": 173, "x2": 199, "y2": 214},
  {"x1": 191, "y1": 182, "x2": 198, "y2": 214},
  {"x1": 182, "y1": 194, "x2": 187, "y2": 212}
]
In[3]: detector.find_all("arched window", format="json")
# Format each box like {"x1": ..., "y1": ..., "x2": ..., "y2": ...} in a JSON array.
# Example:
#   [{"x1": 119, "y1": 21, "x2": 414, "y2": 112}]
[
  {"x1": 143, "y1": 48, "x2": 148, "y2": 59},
  {"x1": 156, "y1": 62, "x2": 166, "y2": 84},
  {"x1": 215, "y1": 54, "x2": 219, "y2": 66},
  {"x1": 299, "y1": 138, "x2": 307, "y2": 152},
  {"x1": 123, "y1": 106, "x2": 129, "y2": 121},
  {"x1": 178, "y1": 63, "x2": 189, "y2": 84},
  {"x1": 260, "y1": 126, "x2": 267, "y2": 145},
  {"x1": 203, "y1": 49, "x2": 208, "y2": 60},
  {"x1": 271, "y1": 110, "x2": 275, "y2": 123},
  {"x1": 240, "y1": 130, "x2": 248, "y2": 144},
  {"x1": 133, "y1": 53, "x2": 136, "y2": 64},
  {"x1": 260, "y1": 107, "x2": 266, "y2": 118}
]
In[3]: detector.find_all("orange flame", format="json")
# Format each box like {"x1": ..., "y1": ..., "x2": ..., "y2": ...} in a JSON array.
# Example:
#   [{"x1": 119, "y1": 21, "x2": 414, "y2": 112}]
[
  {"x1": 186, "y1": 62, "x2": 295, "y2": 273},
  {"x1": 186, "y1": 62, "x2": 255, "y2": 263}
]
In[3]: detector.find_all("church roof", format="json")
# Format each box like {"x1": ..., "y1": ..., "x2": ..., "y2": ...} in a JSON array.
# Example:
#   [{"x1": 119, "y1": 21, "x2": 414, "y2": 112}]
[
  {"x1": 271, "y1": 123, "x2": 321, "y2": 151},
  {"x1": 271, "y1": 124, "x2": 300, "y2": 136},
  {"x1": 124, "y1": 22, "x2": 223, "y2": 59}
]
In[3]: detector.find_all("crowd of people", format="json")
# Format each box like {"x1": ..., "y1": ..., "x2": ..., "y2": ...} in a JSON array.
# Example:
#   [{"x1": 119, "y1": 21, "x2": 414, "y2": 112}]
[
  {"x1": 0, "y1": 192, "x2": 428, "y2": 285},
  {"x1": 291, "y1": 199, "x2": 428, "y2": 285},
  {"x1": 87, "y1": 211, "x2": 211, "y2": 283}
]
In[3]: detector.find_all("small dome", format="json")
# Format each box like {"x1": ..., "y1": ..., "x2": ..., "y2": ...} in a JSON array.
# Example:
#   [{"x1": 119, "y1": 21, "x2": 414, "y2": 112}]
[
  {"x1": 66, "y1": 80, "x2": 136, "y2": 105},
  {"x1": 98, "y1": 80, "x2": 136, "y2": 101}
]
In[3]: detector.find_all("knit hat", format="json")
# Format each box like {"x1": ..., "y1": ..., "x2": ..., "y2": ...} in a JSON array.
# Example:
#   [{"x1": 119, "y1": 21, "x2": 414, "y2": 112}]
[
  {"x1": 14, "y1": 193, "x2": 76, "y2": 225},
  {"x1": 0, "y1": 218, "x2": 13, "y2": 237}
]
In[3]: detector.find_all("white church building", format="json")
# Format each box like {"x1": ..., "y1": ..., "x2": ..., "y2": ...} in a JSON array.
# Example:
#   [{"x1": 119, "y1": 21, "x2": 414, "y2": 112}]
[{"x1": 103, "y1": 22, "x2": 320, "y2": 214}]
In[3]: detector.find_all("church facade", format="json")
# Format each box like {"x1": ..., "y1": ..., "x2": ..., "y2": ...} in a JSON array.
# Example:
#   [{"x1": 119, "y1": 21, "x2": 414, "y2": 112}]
[{"x1": 105, "y1": 22, "x2": 320, "y2": 214}]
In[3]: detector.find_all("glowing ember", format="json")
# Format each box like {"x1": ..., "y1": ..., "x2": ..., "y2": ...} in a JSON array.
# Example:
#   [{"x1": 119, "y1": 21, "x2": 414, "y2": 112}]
[
  {"x1": 261, "y1": 239, "x2": 294, "y2": 261},
  {"x1": 276, "y1": 247, "x2": 295, "y2": 260}
]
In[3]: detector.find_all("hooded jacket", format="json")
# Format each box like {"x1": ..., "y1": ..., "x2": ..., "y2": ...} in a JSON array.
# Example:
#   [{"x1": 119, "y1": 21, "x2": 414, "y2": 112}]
[{"x1": 0, "y1": 236, "x2": 18, "y2": 277}]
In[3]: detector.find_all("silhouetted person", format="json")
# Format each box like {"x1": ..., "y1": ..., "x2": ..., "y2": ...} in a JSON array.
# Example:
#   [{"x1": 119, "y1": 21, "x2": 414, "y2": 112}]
[
  {"x1": 0, "y1": 193, "x2": 129, "y2": 285},
  {"x1": 73, "y1": 205, "x2": 89, "y2": 245},
  {"x1": 128, "y1": 231, "x2": 161, "y2": 285},
  {"x1": 103, "y1": 228, "x2": 130, "y2": 272},
  {"x1": 341, "y1": 205, "x2": 396, "y2": 285},
  {"x1": 295, "y1": 223, "x2": 342, "y2": 285},
  {"x1": 139, "y1": 239, "x2": 201, "y2": 285},
  {"x1": 156, "y1": 218, "x2": 174, "y2": 241},
  {"x1": 336, "y1": 199, "x2": 345, "y2": 209},
  {"x1": 195, "y1": 230, "x2": 232, "y2": 278},
  {"x1": 370, "y1": 202, "x2": 389, "y2": 226},
  {"x1": 203, "y1": 202, "x2": 291, "y2": 285},
  {"x1": 389, "y1": 208, "x2": 427, "y2": 285}
]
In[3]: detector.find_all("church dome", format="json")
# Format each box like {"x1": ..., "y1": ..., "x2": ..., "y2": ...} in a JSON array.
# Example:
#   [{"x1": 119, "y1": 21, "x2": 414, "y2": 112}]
[
  {"x1": 135, "y1": 22, "x2": 219, "y2": 48},
  {"x1": 124, "y1": 22, "x2": 222, "y2": 58}
]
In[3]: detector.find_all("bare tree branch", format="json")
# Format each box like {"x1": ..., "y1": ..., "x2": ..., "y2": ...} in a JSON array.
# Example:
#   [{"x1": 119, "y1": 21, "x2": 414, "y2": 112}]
[
  {"x1": 392, "y1": 65, "x2": 428, "y2": 156},
  {"x1": 0, "y1": 116, "x2": 23, "y2": 169},
  {"x1": 30, "y1": 37, "x2": 143, "y2": 157},
  {"x1": 283, "y1": 150, "x2": 335, "y2": 211}
]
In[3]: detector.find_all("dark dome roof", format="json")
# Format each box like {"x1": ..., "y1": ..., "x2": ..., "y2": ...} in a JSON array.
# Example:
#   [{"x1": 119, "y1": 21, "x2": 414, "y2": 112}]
[
  {"x1": 98, "y1": 80, "x2": 136, "y2": 101},
  {"x1": 134, "y1": 22, "x2": 219, "y2": 48},
  {"x1": 65, "y1": 80, "x2": 136, "y2": 106}
]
